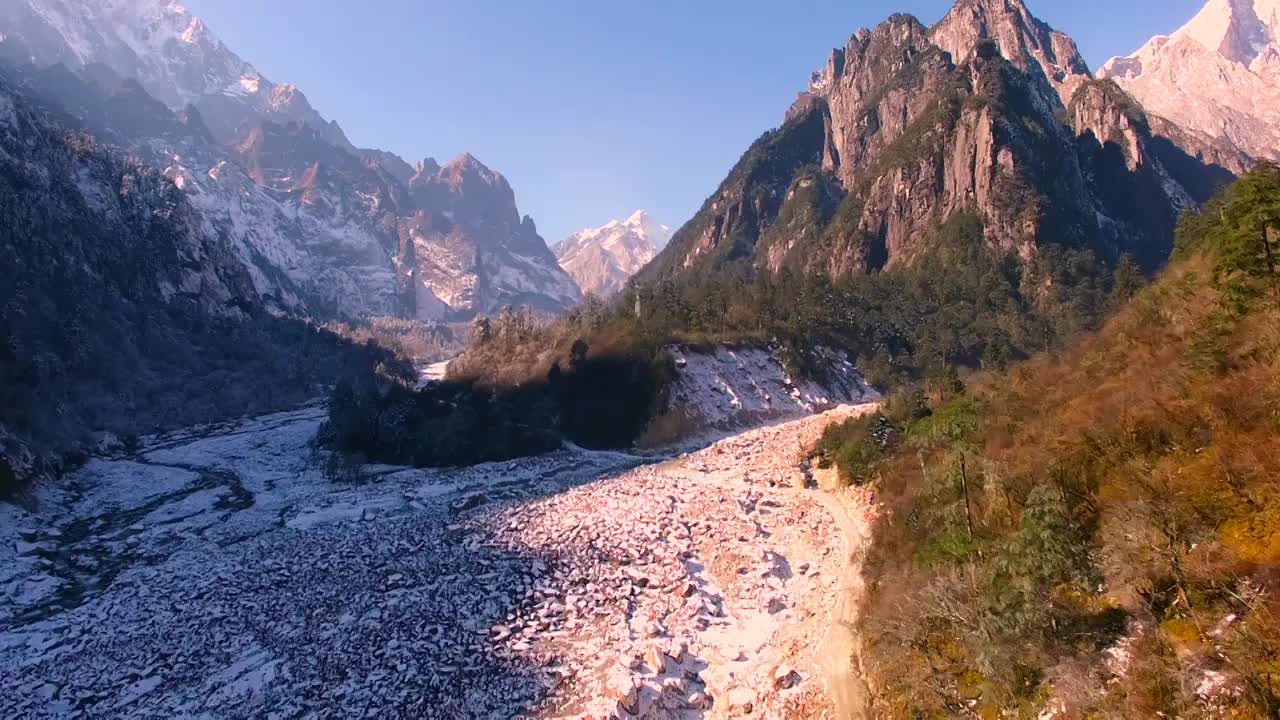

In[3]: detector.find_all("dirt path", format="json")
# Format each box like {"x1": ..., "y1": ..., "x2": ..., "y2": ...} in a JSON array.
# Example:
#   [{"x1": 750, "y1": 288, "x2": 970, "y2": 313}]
[{"x1": 813, "y1": 482, "x2": 875, "y2": 719}]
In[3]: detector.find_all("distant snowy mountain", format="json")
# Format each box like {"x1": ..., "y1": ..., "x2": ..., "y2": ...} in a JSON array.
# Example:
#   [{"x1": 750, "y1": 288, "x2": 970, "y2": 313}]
[
  {"x1": 0, "y1": 0, "x2": 349, "y2": 147},
  {"x1": 0, "y1": 0, "x2": 580, "y2": 319},
  {"x1": 556, "y1": 211, "x2": 672, "y2": 297},
  {"x1": 1098, "y1": 0, "x2": 1280, "y2": 162}
]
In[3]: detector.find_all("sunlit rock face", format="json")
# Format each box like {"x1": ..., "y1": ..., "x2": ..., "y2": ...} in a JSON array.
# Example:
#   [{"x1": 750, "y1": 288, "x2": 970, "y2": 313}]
[
  {"x1": 556, "y1": 211, "x2": 672, "y2": 297},
  {"x1": 639, "y1": 0, "x2": 1234, "y2": 288},
  {"x1": 1099, "y1": 0, "x2": 1280, "y2": 163}
]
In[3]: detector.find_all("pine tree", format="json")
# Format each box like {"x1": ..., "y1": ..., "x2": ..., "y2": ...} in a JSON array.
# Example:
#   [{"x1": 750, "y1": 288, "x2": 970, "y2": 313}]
[
  {"x1": 1217, "y1": 163, "x2": 1280, "y2": 282},
  {"x1": 1107, "y1": 254, "x2": 1144, "y2": 312}
]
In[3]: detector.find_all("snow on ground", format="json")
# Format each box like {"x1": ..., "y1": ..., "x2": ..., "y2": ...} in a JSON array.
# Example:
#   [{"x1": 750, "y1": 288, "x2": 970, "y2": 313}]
[
  {"x1": 0, "y1": 400, "x2": 877, "y2": 719},
  {"x1": 417, "y1": 360, "x2": 452, "y2": 388},
  {"x1": 644, "y1": 346, "x2": 878, "y2": 447}
]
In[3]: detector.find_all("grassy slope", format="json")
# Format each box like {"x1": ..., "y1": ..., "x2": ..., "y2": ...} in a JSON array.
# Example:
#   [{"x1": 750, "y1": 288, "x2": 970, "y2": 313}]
[{"x1": 845, "y1": 247, "x2": 1279, "y2": 716}]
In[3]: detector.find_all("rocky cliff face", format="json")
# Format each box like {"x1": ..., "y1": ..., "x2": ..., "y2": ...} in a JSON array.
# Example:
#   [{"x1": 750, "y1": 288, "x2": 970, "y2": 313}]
[
  {"x1": 929, "y1": 0, "x2": 1091, "y2": 109},
  {"x1": 555, "y1": 211, "x2": 672, "y2": 297},
  {"x1": 1098, "y1": 0, "x2": 1280, "y2": 163},
  {"x1": 641, "y1": 0, "x2": 1232, "y2": 287},
  {"x1": 1, "y1": 0, "x2": 581, "y2": 320},
  {"x1": 401, "y1": 155, "x2": 582, "y2": 316}
]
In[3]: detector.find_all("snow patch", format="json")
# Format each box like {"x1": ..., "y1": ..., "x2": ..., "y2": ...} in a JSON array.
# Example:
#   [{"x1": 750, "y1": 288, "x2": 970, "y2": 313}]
[{"x1": 644, "y1": 345, "x2": 878, "y2": 446}]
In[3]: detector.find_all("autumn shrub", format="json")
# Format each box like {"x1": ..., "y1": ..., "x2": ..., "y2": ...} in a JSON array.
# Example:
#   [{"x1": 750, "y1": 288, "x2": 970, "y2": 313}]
[{"x1": 848, "y1": 169, "x2": 1280, "y2": 717}]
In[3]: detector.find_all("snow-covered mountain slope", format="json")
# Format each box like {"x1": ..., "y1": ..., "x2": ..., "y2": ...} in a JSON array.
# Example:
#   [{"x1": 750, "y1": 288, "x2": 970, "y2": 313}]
[
  {"x1": 1098, "y1": 0, "x2": 1280, "y2": 162},
  {"x1": 0, "y1": 0, "x2": 581, "y2": 320},
  {"x1": 5, "y1": 62, "x2": 397, "y2": 318},
  {"x1": 639, "y1": 345, "x2": 878, "y2": 447},
  {"x1": 555, "y1": 210, "x2": 672, "y2": 297},
  {"x1": 0, "y1": 0, "x2": 350, "y2": 147}
]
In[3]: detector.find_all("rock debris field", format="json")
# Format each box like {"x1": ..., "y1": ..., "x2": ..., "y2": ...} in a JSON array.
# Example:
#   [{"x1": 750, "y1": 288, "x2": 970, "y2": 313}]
[{"x1": 1, "y1": 402, "x2": 877, "y2": 719}]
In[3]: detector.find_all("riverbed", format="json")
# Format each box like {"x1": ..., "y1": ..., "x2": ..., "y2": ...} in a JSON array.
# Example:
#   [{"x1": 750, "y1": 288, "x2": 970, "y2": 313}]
[{"x1": 1, "y1": 402, "x2": 876, "y2": 718}]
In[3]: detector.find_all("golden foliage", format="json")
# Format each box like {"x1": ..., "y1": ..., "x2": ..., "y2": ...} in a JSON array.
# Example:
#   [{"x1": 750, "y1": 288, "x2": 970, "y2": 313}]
[{"x1": 855, "y1": 249, "x2": 1280, "y2": 717}]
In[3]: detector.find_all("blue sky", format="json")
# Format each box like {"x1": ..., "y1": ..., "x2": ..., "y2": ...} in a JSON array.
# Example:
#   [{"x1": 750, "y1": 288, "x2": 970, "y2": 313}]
[{"x1": 186, "y1": 0, "x2": 1206, "y2": 243}]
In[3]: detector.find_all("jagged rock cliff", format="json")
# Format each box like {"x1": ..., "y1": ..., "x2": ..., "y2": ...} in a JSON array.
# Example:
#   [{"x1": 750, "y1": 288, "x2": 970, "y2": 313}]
[
  {"x1": 402, "y1": 154, "x2": 582, "y2": 316},
  {"x1": 641, "y1": 0, "x2": 1233, "y2": 287},
  {"x1": 929, "y1": 0, "x2": 1091, "y2": 109}
]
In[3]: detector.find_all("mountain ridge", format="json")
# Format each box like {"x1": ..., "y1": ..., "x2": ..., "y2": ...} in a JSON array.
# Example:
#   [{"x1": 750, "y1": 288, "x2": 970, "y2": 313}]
[
  {"x1": 555, "y1": 210, "x2": 672, "y2": 297},
  {"x1": 0, "y1": 0, "x2": 581, "y2": 320},
  {"x1": 1098, "y1": 0, "x2": 1280, "y2": 163},
  {"x1": 638, "y1": 0, "x2": 1230, "y2": 293}
]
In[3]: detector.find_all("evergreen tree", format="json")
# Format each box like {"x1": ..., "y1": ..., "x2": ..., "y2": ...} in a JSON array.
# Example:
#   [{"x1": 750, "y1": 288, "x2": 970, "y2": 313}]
[
  {"x1": 1217, "y1": 163, "x2": 1280, "y2": 282},
  {"x1": 1107, "y1": 254, "x2": 1144, "y2": 311}
]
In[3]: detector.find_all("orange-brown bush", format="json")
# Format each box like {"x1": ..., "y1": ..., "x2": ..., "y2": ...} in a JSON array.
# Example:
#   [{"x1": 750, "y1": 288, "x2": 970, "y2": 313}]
[{"x1": 848, "y1": 172, "x2": 1280, "y2": 717}]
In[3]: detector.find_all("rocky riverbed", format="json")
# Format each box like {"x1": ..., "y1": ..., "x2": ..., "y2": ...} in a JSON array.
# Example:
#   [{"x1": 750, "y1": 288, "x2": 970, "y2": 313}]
[{"x1": 1, "y1": 402, "x2": 877, "y2": 719}]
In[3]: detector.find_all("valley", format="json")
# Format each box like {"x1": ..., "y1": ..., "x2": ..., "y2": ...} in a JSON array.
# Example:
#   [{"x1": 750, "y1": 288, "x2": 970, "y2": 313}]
[
  {"x1": 1, "y1": 403, "x2": 878, "y2": 718},
  {"x1": 1, "y1": 0, "x2": 1278, "y2": 716}
]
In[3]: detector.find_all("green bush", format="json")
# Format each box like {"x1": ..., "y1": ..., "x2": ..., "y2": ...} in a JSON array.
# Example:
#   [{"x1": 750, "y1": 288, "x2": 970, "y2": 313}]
[
  {"x1": 817, "y1": 412, "x2": 899, "y2": 485},
  {"x1": 324, "y1": 347, "x2": 673, "y2": 466}
]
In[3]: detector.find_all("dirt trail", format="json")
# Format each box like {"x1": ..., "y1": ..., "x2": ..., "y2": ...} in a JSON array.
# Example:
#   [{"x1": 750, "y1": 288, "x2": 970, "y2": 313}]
[{"x1": 813, "y1": 480, "x2": 875, "y2": 719}]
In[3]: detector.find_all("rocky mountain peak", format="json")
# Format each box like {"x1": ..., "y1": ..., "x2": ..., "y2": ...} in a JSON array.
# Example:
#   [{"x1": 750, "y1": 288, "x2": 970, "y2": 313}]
[
  {"x1": 789, "y1": 13, "x2": 931, "y2": 124},
  {"x1": 821, "y1": 14, "x2": 927, "y2": 87},
  {"x1": 440, "y1": 152, "x2": 504, "y2": 185},
  {"x1": 929, "y1": 0, "x2": 1091, "y2": 108},
  {"x1": 1098, "y1": 0, "x2": 1280, "y2": 162},
  {"x1": 1175, "y1": 0, "x2": 1276, "y2": 63},
  {"x1": 417, "y1": 153, "x2": 518, "y2": 224},
  {"x1": 643, "y1": 0, "x2": 1231, "y2": 290},
  {"x1": 411, "y1": 157, "x2": 442, "y2": 178},
  {"x1": 557, "y1": 211, "x2": 673, "y2": 297}
]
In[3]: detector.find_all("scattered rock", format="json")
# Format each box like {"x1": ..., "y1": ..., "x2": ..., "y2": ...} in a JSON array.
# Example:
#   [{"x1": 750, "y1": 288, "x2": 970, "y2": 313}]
[
  {"x1": 774, "y1": 665, "x2": 801, "y2": 690},
  {"x1": 0, "y1": 403, "x2": 879, "y2": 719}
]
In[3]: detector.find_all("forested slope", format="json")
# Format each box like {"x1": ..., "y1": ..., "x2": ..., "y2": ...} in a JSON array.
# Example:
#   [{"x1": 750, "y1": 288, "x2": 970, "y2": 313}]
[{"x1": 818, "y1": 167, "x2": 1280, "y2": 717}]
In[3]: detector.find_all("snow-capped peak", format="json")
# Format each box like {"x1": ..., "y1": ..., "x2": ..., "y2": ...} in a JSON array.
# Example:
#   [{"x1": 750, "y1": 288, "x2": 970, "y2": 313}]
[
  {"x1": 2, "y1": 0, "x2": 249, "y2": 106},
  {"x1": 621, "y1": 209, "x2": 672, "y2": 247},
  {"x1": 1168, "y1": 0, "x2": 1278, "y2": 62},
  {"x1": 1178, "y1": 0, "x2": 1238, "y2": 52},
  {"x1": 1097, "y1": 0, "x2": 1280, "y2": 162},
  {"x1": 2, "y1": 0, "x2": 354, "y2": 147},
  {"x1": 556, "y1": 211, "x2": 674, "y2": 297}
]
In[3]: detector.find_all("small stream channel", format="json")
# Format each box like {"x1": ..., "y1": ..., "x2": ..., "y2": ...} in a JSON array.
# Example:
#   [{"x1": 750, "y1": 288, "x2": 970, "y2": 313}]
[{"x1": 11, "y1": 467, "x2": 253, "y2": 628}]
